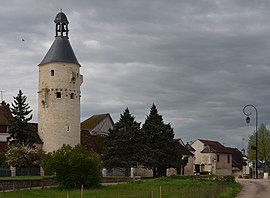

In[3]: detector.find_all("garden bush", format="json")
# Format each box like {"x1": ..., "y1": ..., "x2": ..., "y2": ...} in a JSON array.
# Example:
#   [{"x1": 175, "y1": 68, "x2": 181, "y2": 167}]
[{"x1": 41, "y1": 144, "x2": 102, "y2": 189}]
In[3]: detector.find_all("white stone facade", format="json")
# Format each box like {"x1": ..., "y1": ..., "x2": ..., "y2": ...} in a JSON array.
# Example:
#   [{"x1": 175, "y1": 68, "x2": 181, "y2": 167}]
[{"x1": 38, "y1": 62, "x2": 83, "y2": 152}]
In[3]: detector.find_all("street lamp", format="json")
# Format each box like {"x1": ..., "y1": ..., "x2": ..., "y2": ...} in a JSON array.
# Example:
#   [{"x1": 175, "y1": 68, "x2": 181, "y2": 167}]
[{"x1": 243, "y1": 104, "x2": 258, "y2": 179}]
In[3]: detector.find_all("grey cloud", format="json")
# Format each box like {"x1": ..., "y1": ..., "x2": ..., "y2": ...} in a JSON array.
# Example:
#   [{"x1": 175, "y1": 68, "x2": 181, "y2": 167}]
[{"x1": 2, "y1": 0, "x2": 270, "y2": 149}]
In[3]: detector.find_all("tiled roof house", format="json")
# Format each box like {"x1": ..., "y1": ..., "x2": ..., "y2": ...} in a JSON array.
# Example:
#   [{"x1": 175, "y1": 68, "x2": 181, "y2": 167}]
[
  {"x1": 175, "y1": 139, "x2": 194, "y2": 175},
  {"x1": 191, "y1": 139, "x2": 232, "y2": 175},
  {"x1": 227, "y1": 147, "x2": 247, "y2": 176},
  {"x1": 0, "y1": 101, "x2": 12, "y2": 152}
]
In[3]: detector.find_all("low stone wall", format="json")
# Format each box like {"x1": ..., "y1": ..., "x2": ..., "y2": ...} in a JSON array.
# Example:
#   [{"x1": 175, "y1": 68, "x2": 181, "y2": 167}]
[{"x1": 0, "y1": 178, "x2": 55, "y2": 191}]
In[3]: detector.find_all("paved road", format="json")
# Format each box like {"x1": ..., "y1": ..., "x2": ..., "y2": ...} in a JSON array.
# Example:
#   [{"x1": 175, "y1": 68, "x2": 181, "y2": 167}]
[{"x1": 236, "y1": 179, "x2": 270, "y2": 198}]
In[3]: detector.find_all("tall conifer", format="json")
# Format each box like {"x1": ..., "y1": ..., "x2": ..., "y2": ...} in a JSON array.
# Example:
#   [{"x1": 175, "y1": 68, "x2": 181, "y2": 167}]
[
  {"x1": 103, "y1": 108, "x2": 142, "y2": 175},
  {"x1": 142, "y1": 104, "x2": 176, "y2": 177},
  {"x1": 8, "y1": 90, "x2": 35, "y2": 145}
]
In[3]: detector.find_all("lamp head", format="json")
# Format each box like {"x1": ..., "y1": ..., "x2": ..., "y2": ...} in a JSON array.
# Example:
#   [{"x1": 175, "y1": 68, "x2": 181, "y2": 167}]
[{"x1": 246, "y1": 116, "x2": 251, "y2": 124}]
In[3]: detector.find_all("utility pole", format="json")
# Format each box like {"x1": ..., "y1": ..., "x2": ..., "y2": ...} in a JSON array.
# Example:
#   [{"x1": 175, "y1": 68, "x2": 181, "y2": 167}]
[{"x1": 0, "y1": 91, "x2": 4, "y2": 101}]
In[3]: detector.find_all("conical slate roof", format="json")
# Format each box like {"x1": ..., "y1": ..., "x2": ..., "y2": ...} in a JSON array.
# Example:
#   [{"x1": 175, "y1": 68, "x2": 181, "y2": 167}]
[
  {"x1": 39, "y1": 37, "x2": 80, "y2": 66},
  {"x1": 39, "y1": 11, "x2": 80, "y2": 66}
]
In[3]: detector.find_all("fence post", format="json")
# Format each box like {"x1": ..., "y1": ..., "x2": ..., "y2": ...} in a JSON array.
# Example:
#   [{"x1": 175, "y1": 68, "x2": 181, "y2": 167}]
[
  {"x1": 10, "y1": 166, "x2": 16, "y2": 177},
  {"x1": 81, "y1": 184, "x2": 84, "y2": 198}
]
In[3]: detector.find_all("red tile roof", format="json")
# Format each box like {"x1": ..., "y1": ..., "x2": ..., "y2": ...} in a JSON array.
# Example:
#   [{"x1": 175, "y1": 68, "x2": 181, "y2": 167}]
[
  {"x1": 175, "y1": 139, "x2": 194, "y2": 156},
  {"x1": 199, "y1": 139, "x2": 231, "y2": 154}
]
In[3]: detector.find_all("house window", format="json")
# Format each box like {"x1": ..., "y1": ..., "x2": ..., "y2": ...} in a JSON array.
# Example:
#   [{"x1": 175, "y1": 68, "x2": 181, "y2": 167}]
[
  {"x1": 56, "y1": 92, "x2": 61, "y2": 98},
  {"x1": 51, "y1": 70, "x2": 55, "y2": 76},
  {"x1": 227, "y1": 155, "x2": 230, "y2": 163},
  {"x1": 0, "y1": 125, "x2": 7, "y2": 133},
  {"x1": 217, "y1": 155, "x2": 220, "y2": 163},
  {"x1": 70, "y1": 93, "x2": 74, "y2": 99}
]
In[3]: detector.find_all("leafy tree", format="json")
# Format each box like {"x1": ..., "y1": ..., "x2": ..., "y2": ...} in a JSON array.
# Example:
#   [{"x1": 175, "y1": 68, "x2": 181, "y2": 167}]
[
  {"x1": 248, "y1": 123, "x2": 270, "y2": 170},
  {"x1": 141, "y1": 104, "x2": 176, "y2": 177},
  {"x1": 103, "y1": 108, "x2": 143, "y2": 176},
  {"x1": 8, "y1": 90, "x2": 35, "y2": 145},
  {"x1": 5, "y1": 144, "x2": 45, "y2": 167},
  {"x1": 41, "y1": 144, "x2": 101, "y2": 189}
]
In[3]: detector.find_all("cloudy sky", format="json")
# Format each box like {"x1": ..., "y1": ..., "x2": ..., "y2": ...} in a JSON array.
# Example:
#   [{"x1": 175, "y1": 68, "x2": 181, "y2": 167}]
[{"x1": 1, "y1": 0, "x2": 270, "y2": 149}]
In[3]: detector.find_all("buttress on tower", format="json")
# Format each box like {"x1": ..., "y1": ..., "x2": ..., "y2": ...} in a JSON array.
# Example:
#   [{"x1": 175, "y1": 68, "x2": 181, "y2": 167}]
[{"x1": 38, "y1": 11, "x2": 83, "y2": 152}]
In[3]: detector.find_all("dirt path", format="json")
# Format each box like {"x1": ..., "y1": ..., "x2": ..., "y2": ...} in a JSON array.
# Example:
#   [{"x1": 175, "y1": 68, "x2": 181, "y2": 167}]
[{"x1": 236, "y1": 179, "x2": 270, "y2": 198}]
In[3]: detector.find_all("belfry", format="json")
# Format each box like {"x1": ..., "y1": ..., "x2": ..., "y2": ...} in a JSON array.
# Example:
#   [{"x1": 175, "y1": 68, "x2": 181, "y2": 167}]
[{"x1": 38, "y1": 11, "x2": 83, "y2": 152}]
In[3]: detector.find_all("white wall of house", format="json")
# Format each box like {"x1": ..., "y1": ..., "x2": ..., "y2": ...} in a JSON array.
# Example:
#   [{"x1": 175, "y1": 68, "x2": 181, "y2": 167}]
[
  {"x1": 192, "y1": 140, "x2": 204, "y2": 164},
  {"x1": 185, "y1": 156, "x2": 195, "y2": 175},
  {"x1": 191, "y1": 139, "x2": 232, "y2": 175},
  {"x1": 0, "y1": 133, "x2": 9, "y2": 142}
]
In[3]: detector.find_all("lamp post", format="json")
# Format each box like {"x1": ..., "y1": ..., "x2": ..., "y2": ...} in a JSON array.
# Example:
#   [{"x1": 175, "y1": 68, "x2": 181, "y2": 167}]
[{"x1": 243, "y1": 104, "x2": 258, "y2": 179}]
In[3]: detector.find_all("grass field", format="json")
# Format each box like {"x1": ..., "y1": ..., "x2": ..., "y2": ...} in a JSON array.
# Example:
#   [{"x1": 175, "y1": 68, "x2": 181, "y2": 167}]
[
  {"x1": 0, "y1": 176, "x2": 241, "y2": 198},
  {"x1": 0, "y1": 176, "x2": 46, "y2": 181}
]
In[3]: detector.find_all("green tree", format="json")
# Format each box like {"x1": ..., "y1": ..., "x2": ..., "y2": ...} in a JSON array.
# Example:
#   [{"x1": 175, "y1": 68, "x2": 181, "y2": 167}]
[
  {"x1": 103, "y1": 108, "x2": 142, "y2": 176},
  {"x1": 41, "y1": 144, "x2": 101, "y2": 189},
  {"x1": 8, "y1": 90, "x2": 35, "y2": 145},
  {"x1": 248, "y1": 123, "x2": 270, "y2": 170},
  {"x1": 142, "y1": 104, "x2": 176, "y2": 177},
  {"x1": 5, "y1": 144, "x2": 45, "y2": 167},
  {"x1": 0, "y1": 153, "x2": 8, "y2": 167}
]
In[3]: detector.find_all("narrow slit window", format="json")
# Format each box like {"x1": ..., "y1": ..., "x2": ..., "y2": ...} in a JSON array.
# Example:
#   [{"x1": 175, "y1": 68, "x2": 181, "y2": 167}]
[
  {"x1": 51, "y1": 70, "x2": 55, "y2": 76},
  {"x1": 56, "y1": 92, "x2": 61, "y2": 98},
  {"x1": 70, "y1": 93, "x2": 75, "y2": 99},
  {"x1": 227, "y1": 155, "x2": 230, "y2": 163},
  {"x1": 217, "y1": 155, "x2": 220, "y2": 163}
]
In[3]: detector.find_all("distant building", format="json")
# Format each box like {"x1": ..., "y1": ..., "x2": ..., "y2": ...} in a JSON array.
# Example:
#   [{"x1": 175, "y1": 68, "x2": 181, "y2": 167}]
[
  {"x1": 0, "y1": 101, "x2": 12, "y2": 152},
  {"x1": 167, "y1": 139, "x2": 194, "y2": 176},
  {"x1": 226, "y1": 147, "x2": 247, "y2": 177},
  {"x1": 81, "y1": 114, "x2": 114, "y2": 136},
  {"x1": 184, "y1": 141, "x2": 196, "y2": 175},
  {"x1": 0, "y1": 101, "x2": 42, "y2": 151},
  {"x1": 38, "y1": 11, "x2": 83, "y2": 152},
  {"x1": 191, "y1": 139, "x2": 232, "y2": 175},
  {"x1": 81, "y1": 114, "x2": 114, "y2": 154}
]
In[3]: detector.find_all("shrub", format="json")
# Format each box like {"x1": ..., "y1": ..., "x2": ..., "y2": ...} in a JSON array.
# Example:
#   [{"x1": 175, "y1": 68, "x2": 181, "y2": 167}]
[
  {"x1": 41, "y1": 144, "x2": 102, "y2": 189},
  {"x1": 5, "y1": 144, "x2": 45, "y2": 167}
]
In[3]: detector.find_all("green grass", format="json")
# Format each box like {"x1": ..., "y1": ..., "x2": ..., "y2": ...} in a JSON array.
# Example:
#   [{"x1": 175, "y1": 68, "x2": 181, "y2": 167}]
[
  {"x1": 0, "y1": 176, "x2": 43, "y2": 181},
  {"x1": 0, "y1": 176, "x2": 241, "y2": 198},
  {"x1": 0, "y1": 176, "x2": 53, "y2": 181}
]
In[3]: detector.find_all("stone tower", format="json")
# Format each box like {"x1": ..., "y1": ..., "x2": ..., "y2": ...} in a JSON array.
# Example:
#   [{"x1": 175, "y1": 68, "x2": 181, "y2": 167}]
[{"x1": 38, "y1": 11, "x2": 83, "y2": 152}]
